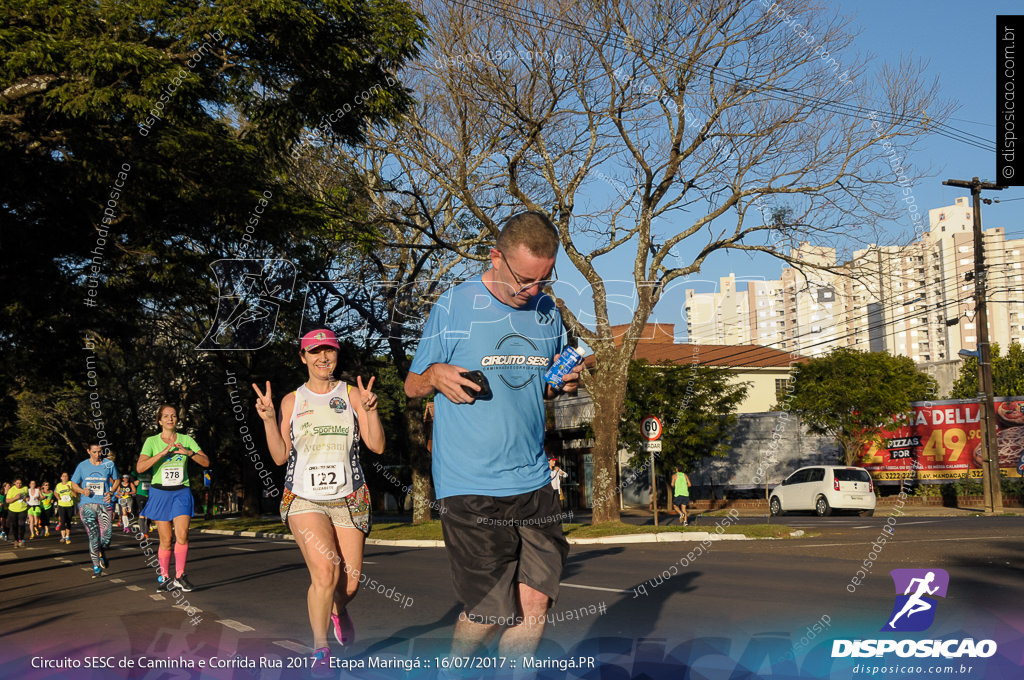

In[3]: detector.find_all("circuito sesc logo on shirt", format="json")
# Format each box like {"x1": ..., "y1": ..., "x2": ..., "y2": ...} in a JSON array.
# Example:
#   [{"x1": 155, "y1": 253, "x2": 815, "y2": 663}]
[{"x1": 482, "y1": 334, "x2": 548, "y2": 390}]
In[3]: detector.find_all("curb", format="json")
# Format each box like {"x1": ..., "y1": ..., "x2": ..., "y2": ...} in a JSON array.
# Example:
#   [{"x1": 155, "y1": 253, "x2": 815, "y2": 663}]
[{"x1": 199, "y1": 529, "x2": 755, "y2": 546}]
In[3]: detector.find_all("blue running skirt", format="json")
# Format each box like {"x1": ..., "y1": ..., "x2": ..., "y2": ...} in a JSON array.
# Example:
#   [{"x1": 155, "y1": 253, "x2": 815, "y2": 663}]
[{"x1": 141, "y1": 487, "x2": 193, "y2": 521}]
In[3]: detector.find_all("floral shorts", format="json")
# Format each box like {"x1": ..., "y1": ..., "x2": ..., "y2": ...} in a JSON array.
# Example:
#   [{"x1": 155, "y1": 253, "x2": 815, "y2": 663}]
[{"x1": 280, "y1": 485, "x2": 372, "y2": 535}]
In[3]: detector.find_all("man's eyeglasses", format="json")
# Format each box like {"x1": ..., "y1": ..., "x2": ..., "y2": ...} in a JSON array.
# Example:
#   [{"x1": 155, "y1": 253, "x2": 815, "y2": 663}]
[{"x1": 497, "y1": 249, "x2": 557, "y2": 296}]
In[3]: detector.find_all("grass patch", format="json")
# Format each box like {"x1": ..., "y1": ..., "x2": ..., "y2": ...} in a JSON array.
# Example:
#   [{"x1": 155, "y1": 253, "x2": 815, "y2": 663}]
[{"x1": 371, "y1": 521, "x2": 444, "y2": 541}]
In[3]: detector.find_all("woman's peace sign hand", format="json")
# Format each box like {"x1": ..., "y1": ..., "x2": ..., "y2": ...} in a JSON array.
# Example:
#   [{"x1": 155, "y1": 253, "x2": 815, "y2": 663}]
[
  {"x1": 252, "y1": 382, "x2": 276, "y2": 422},
  {"x1": 355, "y1": 376, "x2": 378, "y2": 412}
]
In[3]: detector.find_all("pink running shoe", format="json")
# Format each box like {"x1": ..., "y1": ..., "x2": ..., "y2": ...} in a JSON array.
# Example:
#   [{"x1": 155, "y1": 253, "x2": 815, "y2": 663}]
[{"x1": 331, "y1": 610, "x2": 355, "y2": 646}]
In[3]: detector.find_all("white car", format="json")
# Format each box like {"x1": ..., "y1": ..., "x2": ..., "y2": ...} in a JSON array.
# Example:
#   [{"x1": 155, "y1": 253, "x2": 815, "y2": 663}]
[{"x1": 769, "y1": 465, "x2": 876, "y2": 517}]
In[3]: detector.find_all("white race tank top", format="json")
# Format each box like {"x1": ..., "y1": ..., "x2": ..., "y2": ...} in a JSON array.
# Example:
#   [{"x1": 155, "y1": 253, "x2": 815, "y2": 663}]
[{"x1": 285, "y1": 382, "x2": 364, "y2": 500}]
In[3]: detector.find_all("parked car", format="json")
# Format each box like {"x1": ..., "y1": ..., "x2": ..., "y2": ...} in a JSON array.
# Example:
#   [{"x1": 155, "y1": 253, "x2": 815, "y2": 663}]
[{"x1": 769, "y1": 466, "x2": 876, "y2": 517}]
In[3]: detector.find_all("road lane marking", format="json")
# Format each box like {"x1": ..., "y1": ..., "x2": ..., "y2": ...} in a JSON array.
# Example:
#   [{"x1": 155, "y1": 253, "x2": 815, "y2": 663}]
[
  {"x1": 151, "y1": 595, "x2": 166, "y2": 600},
  {"x1": 218, "y1": 619, "x2": 256, "y2": 632},
  {"x1": 0, "y1": 553, "x2": 16, "y2": 560},
  {"x1": 126, "y1": 585, "x2": 144, "y2": 591},
  {"x1": 560, "y1": 582, "x2": 626, "y2": 593},
  {"x1": 274, "y1": 641, "x2": 312, "y2": 654},
  {"x1": 793, "y1": 536, "x2": 1012, "y2": 548},
  {"x1": 229, "y1": 547, "x2": 256, "y2": 552},
  {"x1": 174, "y1": 604, "x2": 203, "y2": 613}
]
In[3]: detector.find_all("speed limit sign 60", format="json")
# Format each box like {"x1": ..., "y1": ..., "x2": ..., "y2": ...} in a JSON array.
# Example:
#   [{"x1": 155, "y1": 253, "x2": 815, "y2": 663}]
[{"x1": 641, "y1": 415, "x2": 663, "y2": 441}]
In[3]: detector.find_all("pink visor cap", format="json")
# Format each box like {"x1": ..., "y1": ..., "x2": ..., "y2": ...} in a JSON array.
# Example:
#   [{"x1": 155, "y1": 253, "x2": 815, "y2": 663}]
[{"x1": 300, "y1": 328, "x2": 340, "y2": 351}]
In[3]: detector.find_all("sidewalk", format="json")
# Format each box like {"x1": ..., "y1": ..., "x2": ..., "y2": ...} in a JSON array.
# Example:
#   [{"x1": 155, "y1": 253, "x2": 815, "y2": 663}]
[{"x1": 198, "y1": 503, "x2": 1023, "y2": 547}]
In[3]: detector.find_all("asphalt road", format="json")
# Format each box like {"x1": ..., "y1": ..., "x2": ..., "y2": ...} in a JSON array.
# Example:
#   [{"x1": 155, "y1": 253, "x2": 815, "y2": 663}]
[{"x1": 2, "y1": 517, "x2": 1022, "y2": 679}]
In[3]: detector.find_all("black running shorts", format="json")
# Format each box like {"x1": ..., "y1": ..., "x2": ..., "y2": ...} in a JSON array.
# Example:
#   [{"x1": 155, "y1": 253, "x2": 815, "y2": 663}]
[{"x1": 440, "y1": 484, "x2": 569, "y2": 622}]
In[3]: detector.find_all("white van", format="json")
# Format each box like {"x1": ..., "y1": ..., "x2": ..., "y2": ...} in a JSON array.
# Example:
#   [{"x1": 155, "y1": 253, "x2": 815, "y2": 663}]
[{"x1": 769, "y1": 465, "x2": 876, "y2": 517}]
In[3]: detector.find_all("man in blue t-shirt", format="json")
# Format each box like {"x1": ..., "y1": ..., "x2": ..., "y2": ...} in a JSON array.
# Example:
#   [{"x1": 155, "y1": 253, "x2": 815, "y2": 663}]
[
  {"x1": 70, "y1": 443, "x2": 120, "y2": 576},
  {"x1": 406, "y1": 211, "x2": 582, "y2": 659}
]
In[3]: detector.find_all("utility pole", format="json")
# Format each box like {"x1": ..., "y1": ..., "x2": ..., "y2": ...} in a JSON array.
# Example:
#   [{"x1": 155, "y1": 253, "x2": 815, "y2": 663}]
[{"x1": 943, "y1": 178, "x2": 1005, "y2": 514}]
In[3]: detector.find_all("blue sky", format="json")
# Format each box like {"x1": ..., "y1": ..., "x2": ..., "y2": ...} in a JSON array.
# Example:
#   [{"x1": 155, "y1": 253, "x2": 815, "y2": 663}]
[{"x1": 581, "y1": 1, "x2": 1022, "y2": 335}]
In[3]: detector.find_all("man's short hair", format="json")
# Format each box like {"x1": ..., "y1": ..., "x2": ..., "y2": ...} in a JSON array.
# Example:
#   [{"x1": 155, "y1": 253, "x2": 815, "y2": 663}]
[{"x1": 496, "y1": 211, "x2": 559, "y2": 258}]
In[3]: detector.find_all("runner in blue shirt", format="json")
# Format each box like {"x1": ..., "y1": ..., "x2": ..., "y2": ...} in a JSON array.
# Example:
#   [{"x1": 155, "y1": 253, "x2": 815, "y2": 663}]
[{"x1": 70, "y1": 443, "x2": 119, "y2": 576}]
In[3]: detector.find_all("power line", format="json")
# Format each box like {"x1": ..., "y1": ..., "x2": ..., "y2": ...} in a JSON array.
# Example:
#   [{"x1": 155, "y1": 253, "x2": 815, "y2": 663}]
[
  {"x1": 672, "y1": 259, "x2": 1024, "y2": 370},
  {"x1": 658, "y1": 268, "x2": 969, "y2": 369},
  {"x1": 444, "y1": 0, "x2": 995, "y2": 152}
]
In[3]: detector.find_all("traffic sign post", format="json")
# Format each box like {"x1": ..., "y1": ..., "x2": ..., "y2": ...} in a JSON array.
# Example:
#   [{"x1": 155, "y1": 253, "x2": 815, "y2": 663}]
[
  {"x1": 641, "y1": 415, "x2": 663, "y2": 441},
  {"x1": 641, "y1": 416, "x2": 664, "y2": 524}
]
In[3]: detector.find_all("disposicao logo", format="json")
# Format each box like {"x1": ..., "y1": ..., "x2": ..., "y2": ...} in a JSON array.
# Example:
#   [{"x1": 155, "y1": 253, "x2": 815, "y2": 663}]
[
  {"x1": 831, "y1": 568, "x2": 997, "y2": 659},
  {"x1": 883, "y1": 568, "x2": 949, "y2": 632}
]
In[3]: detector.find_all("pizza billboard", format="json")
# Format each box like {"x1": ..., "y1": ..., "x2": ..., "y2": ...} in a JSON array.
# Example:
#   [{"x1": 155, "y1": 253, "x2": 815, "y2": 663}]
[{"x1": 860, "y1": 397, "x2": 1024, "y2": 481}]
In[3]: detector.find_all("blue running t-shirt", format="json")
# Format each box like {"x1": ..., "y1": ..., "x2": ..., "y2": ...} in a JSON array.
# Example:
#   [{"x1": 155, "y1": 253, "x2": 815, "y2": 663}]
[
  {"x1": 410, "y1": 275, "x2": 565, "y2": 498},
  {"x1": 72, "y1": 459, "x2": 119, "y2": 505}
]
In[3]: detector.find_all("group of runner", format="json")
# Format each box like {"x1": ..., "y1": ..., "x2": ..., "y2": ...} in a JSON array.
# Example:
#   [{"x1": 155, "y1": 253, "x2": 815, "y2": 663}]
[
  {"x1": 2, "y1": 467, "x2": 154, "y2": 548},
  {"x1": 2, "y1": 476, "x2": 74, "y2": 546},
  {"x1": 7, "y1": 214, "x2": 572, "y2": 673}
]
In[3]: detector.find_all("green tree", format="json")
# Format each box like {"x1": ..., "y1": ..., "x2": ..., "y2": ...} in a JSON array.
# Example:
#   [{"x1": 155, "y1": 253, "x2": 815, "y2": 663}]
[
  {"x1": 369, "y1": 0, "x2": 950, "y2": 522},
  {"x1": 0, "y1": 1, "x2": 425, "y2": 492},
  {"x1": 950, "y1": 343, "x2": 1024, "y2": 399},
  {"x1": 786, "y1": 348, "x2": 937, "y2": 465},
  {"x1": 617, "y1": 359, "x2": 748, "y2": 505}
]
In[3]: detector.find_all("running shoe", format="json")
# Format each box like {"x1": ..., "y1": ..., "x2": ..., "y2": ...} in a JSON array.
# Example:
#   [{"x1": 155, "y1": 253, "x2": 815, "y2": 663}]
[
  {"x1": 331, "y1": 610, "x2": 355, "y2": 646},
  {"x1": 99, "y1": 549, "x2": 108, "y2": 569},
  {"x1": 310, "y1": 647, "x2": 331, "y2": 678},
  {"x1": 176, "y1": 574, "x2": 195, "y2": 592},
  {"x1": 93, "y1": 565, "x2": 102, "y2": 576},
  {"x1": 45, "y1": 528, "x2": 50, "y2": 536},
  {"x1": 156, "y1": 575, "x2": 178, "y2": 592}
]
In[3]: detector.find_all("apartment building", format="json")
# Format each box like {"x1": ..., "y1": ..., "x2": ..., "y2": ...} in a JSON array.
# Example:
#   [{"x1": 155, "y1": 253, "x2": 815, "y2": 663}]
[{"x1": 685, "y1": 197, "x2": 1024, "y2": 365}]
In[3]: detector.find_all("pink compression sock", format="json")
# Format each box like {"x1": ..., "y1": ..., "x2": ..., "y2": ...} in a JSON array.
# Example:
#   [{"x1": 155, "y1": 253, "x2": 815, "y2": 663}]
[
  {"x1": 158, "y1": 548, "x2": 171, "y2": 578},
  {"x1": 174, "y1": 543, "x2": 189, "y2": 578}
]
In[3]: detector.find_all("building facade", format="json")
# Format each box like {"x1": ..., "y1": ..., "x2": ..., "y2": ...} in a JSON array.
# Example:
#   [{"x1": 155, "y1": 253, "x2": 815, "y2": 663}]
[{"x1": 685, "y1": 197, "x2": 1024, "y2": 380}]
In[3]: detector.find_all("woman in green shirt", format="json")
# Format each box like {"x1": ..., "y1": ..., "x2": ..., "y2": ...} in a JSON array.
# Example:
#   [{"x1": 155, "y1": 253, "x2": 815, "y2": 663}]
[
  {"x1": 39, "y1": 481, "x2": 54, "y2": 537},
  {"x1": 136, "y1": 404, "x2": 209, "y2": 593}
]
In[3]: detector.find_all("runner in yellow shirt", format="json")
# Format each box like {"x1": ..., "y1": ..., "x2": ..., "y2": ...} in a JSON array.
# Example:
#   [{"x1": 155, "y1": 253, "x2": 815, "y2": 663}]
[
  {"x1": 6, "y1": 479, "x2": 30, "y2": 547},
  {"x1": 55, "y1": 473, "x2": 77, "y2": 545}
]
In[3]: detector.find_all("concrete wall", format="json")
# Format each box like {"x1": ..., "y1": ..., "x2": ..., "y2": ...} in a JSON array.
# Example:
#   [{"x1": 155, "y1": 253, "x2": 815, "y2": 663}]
[{"x1": 619, "y1": 411, "x2": 841, "y2": 505}]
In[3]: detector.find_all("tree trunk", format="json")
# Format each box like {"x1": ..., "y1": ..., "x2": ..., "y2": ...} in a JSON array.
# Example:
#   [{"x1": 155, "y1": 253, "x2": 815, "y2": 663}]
[
  {"x1": 404, "y1": 396, "x2": 434, "y2": 524},
  {"x1": 588, "y1": 354, "x2": 629, "y2": 524}
]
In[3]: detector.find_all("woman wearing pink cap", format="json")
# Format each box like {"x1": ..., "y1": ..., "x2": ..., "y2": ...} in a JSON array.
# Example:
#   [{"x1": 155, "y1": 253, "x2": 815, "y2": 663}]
[{"x1": 253, "y1": 328, "x2": 384, "y2": 672}]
